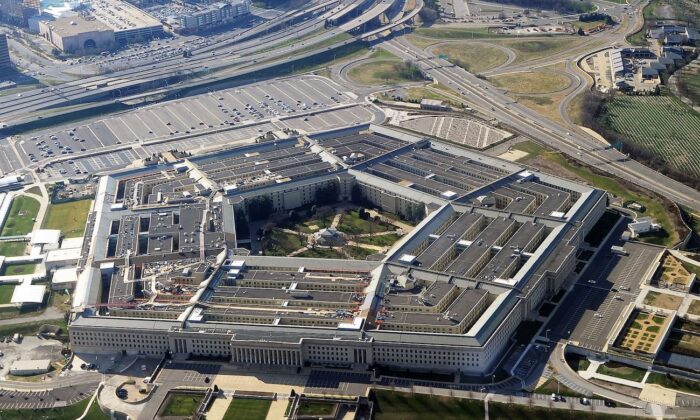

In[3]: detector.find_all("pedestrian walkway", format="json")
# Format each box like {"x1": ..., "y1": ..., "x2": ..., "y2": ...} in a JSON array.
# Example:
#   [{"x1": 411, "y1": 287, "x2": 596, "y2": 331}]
[
  {"x1": 640, "y1": 384, "x2": 676, "y2": 406},
  {"x1": 266, "y1": 399, "x2": 289, "y2": 420},
  {"x1": 205, "y1": 394, "x2": 231, "y2": 420}
]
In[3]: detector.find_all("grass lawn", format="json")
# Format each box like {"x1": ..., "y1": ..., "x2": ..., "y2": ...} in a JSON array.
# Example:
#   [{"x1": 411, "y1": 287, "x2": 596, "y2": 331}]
[
  {"x1": 41, "y1": 199, "x2": 92, "y2": 238},
  {"x1": 24, "y1": 186, "x2": 41, "y2": 196},
  {"x1": 373, "y1": 390, "x2": 485, "y2": 420},
  {"x1": 401, "y1": 86, "x2": 459, "y2": 107},
  {"x1": 1, "y1": 263, "x2": 37, "y2": 276},
  {"x1": 535, "y1": 377, "x2": 585, "y2": 397},
  {"x1": 84, "y1": 398, "x2": 110, "y2": 420},
  {"x1": 262, "y1": 228, "x2": 306, "y2": 256},
  {"x1": 488, "y1": 71, "x2": 571, "y2": 94},
  {"x1": 337, "y1": 211, "x2": 392, "y2": 235},
  {"x1": 0, "y1": 396, "x2": 92, "y2": 420},
  {"x1": 347, "y1": 60, "x2": 423, "y2": 86},
  {"x1": 285, "y1": 213, "x2": 333, "y2": 233},
  {"x1": 432, "y1": 43, "x2": 508, "y2": 73},
  {"x1": 160, "y1": 393, "x2": 203, "y2": 417},
  {"x1": 297, "y1": 401, "x2": 336, "y2": 416},
  {"x1": 0, "y1": 318, "x2": 67, "y2": 338},
  {"x1": 222, "y1": 398, "x2": 272, "y2": 420},
  {"x1": 0, "y1": 241, "x2": 27, "y2": 257},
  {"x1": 568, "y1": 19, "x2": 608, "y2": 31},
  {"x1": 492, "y1": 38, "x2": 585, "y2": 65},
  {"x1": 596, "y1": 362, "x2": 647, "y2": 382},
  {"x1": 356, "y1": 233, "x2": 403, "y2": 247},
  {"x1": 0, "y1": 284, "x2": 15, "y2": 304},
  {"x1": 647, "y1": 372, "x2": 700, "y2": 395},
  {"x1": 512, "y1": 141, "x2": 679, "y2": 247},
  {"x1": 296, "y1": 247, "x2": 345, "y2": 259},
  {"x1": 565, "y1": 353, "x2": 591, "y2": 372},
  {"x1": 489, "y1": 402, "x2": 636, "y2": 419},
  {"x1": 1, "y1": 196, "x2": 40, "y2": 236},
  {"x1": 414, "y1": 26, "x2": 503, "y2": 40}
]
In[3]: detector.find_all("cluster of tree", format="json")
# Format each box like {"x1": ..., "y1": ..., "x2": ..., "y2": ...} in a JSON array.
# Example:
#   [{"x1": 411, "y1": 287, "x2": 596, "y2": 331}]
[
  {"x1": 391, "y1": 61, "x2": 425, "y2": 82},
  {"x1": 246, "y1": 195, "x2": 274, "y2": 221},
  {"x1": 400, "y1": 203, "x2": 426, "y2": 223},
  {"x1": 579, "y1": 12, "x2": 614, "y2": 25},
  {"x1": 315, "y1": 181, "x2": 339, "y2": 206},
  {"x1": 419, "y1": 0, "x2": 439, "y2": 24},
  {"x1": 577, "y1": 91, "x2": 700, "y2": 191},
  {"x1": 233, "y1": 208, "x2": 250, "y2": 239},
  {"x1": 488, "y1": 0, "x2": 593, "y2": 14},
  {"x1": 351, "y1": 184, "x2": 370, "y2": 207}
]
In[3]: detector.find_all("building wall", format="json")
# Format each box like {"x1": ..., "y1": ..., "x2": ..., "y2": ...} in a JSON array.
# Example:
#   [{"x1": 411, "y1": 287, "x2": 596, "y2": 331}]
[{"x1": 39, "y1": 22, "x2": 115, "y2": 53}]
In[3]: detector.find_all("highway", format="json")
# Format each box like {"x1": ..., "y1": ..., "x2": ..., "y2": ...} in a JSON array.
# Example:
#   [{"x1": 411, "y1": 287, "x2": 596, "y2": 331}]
[
  {"x1": 0, "y1": 0, "x2": 357, "y2": 122},
  {"x1": 0, "y1": 0, "x2": 413, "y2": 130},
  {"x1": 380, "y1": 35, "x2": 700, "y2": 211}
]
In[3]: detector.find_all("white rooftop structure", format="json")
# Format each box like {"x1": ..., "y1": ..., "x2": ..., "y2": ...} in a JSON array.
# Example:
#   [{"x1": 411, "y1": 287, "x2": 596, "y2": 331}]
[
  {"x1": 30, "y1": 229, "x2": 61, "y2": 246},
  {"x1": 52, "y1": 266, "x2": 78, "y2": 290},
  {"x1": 60, "y1": 237, "x2": 84, "y2": 249},
  {"x1": 11, "y1": 284, "x2": 47, "y2": 304}
]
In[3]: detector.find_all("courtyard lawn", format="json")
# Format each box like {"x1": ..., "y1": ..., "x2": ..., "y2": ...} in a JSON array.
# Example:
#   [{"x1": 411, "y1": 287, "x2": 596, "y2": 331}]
[
  {"x1": 0, "y1": 196, "x2": 40, "y2": 236},
  {"x1": 263, "y1": 229, "x2": 306, "y2": 256},
  {"x1": 344, "y1": 245, "x2": 375, "y2": 260},
  {"x1": 160, "y1": 393, "x2": 203, "y2": 417},
  {"x1": 643, "y1": 291, "x2": 683, "y2": 311},
  {"x1": 0, "y1": 241, "x2": 27, "y2": 257},
  {"x1": 222, "y1": 398, "x2": 272, "y2": 420},
  {"x1": 596, "y1": 362, "x2": 647, "y2": 382},
  {"x1": 295, "y1": 248, "x2": 345, "y2": 259},
  {"x1": 41, "y1": 199, "x2": 92, "y2": 238},
  {"x1": 296, "y1": 401, "x2": 336, "y2": 417},
  {"x1": 0, "y1": 284, "x2": 14, "y2": 304},
  {"x1": 356, "y1": 233, "x2": 403, "y2": 247},
  {"x1": 1, "y1": 263, "x2": 37, "y2": 276},
  {"x1": 337, "y1": 211, "x2": 392, "y2": 235}
]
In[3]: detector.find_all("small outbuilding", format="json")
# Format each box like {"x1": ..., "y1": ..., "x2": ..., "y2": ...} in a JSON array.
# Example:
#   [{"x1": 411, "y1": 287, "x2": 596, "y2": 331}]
[
  {"x1": 11, "y1": 284, "x2": 47, "y2": 306},
  {"x1": 10, "y1": 359, "x2": 52, "y2": 376}
]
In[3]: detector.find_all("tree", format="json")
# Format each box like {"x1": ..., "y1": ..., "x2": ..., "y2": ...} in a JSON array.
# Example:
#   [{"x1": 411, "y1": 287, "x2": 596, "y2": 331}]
[
  {"x1": 247, "y1": 195, "x2": 273, "y2": 221},
  {"x1": 578, "y1": 27, "x2": 586, "y2": 36},
  {"x1": 315, "y1": 181, "x2": 339, "y2": 205},
  {"x1": 351, "y1": 184, "x2": 366, "y2": 205}
]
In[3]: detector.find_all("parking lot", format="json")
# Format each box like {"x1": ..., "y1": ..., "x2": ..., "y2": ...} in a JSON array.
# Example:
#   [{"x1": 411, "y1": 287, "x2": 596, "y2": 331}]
[
  {"x1": 158, "y1": 362, "x2": 221, "y2": 385},
  {"x1": 548, "y1": 226, "x2": 664, "y2": 351},
  {"x1": 0, "y1": 383, "x2": 96, "y2": 410},
  {"x1": 2, "y1": 75, "x2": 379, "y2": 179}
]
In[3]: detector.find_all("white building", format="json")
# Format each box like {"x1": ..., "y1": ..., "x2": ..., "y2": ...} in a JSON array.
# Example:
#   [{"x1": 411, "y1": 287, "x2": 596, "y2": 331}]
[
  {"x1": 30, "y1": 229, "x2": 61, "y2": 251},
  {"x1": 628, "y1": 217, "x2": 661, "y2": 238},
  {"x1": 11, "y1": 283, "x2": 46, "y2": 306},
  {"x1": 10, "y1": 359, "x2": 51, "y2": 376},
  {"x1": 68, "y1": 126, "x2": 607, "y2": 376},
  {"x1": 52, "y1": 266, "x2": 78, "y2": 290}
]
